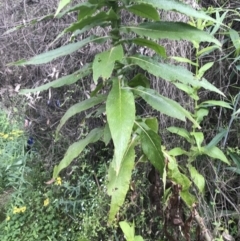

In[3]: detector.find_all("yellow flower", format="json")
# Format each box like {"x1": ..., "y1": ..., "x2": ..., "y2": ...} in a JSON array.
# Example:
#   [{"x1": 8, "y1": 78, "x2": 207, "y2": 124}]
[
  {"x1": 6, "y1": 216, "x2": 10, "y2": 221},
  {"x1": 3, "y1": 134, "x2": 8, "y2": 139},
  {"x1": 43, "y1": 198, "x2": 50, "y2": 207},
  {"x1": 13, "y1": 206, "x2": 26, "y2": 214},
  {"x1": 55, "y1": 177, "x2": 62, "y2": 186}
]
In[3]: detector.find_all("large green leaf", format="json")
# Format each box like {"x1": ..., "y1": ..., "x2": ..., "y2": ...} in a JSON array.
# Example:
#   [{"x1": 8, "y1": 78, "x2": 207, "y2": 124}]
[
  {"x1": 108, "y1": 139, "x2": 136, "y2": 222},
  {"x1": 121, "y1": 22, "x2": 221, "y2": 46},
  {"x1": 9, "y1": 36, "x2": 109, "y2": 66},
  {"x1": 20, "y1": 64, "x2": 92, "y2": 94},
  {"x1": 56, "y1": 95, "x2": 106, "y2": 135},
  {"x1": 106, "y1": 79, "x2": 135, "y2": 174},
  {"x1": 93, "y1": 45, "x2": 124, "y2": 83},
  {"x1": 53, "y1": 128, "x2": 103, "y2": 178},
  {"x1": 134, "y1": 0, "x2": 215, "y2": 21},
  {"x1": 140, "y1": 128, "x2": 164, "y2": 175},
  {"x1": 132, "y1": 86, "x2": 200, "y2": 127},
  {"x1": 201, "y1": 146, "x2": 230, "y2": 165},
  {"x1": 125, "y1": 55, "x2": 225, "y2": 96},
  {"x1": 127, "y1": 3, "x2": 160, "y2": 20},
  {"x1": 132, "y1": 38, "x2": 166, "y2": 57},
  {"x1": 55, "y1": 0, "x2": 71, "y2": 16}
]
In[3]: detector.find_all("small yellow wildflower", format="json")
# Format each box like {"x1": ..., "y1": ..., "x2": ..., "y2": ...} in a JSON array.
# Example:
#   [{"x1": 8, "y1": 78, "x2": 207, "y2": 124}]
[
  {"x1": 6, "y1": 216, "x2": 10, "y2": 221},
  {"x1": 43, "y1": 198, "x2": 50, "y2": 207},
  {"x1": 3, "y1": 134, "x2": 8, "y2": 139},
  {"x1": 13, "y1": 206, "x2": 26, "y2": 214},
  {"x1": 55, "y1": 177, "x2": 62, "y2": 186}
]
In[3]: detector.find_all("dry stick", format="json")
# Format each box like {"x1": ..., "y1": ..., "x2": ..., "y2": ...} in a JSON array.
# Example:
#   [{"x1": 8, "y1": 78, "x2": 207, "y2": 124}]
[{"x1": 193, "y1": 207, "x2": 213, "y2": 241}]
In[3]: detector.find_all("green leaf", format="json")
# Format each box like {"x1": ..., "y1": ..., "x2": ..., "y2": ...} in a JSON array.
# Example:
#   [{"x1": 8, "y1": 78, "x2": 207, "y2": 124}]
[
  {"x1": 108, "y1": 139, "x2": 136, "y2": 222},
  {"x1": 195, "y1": 108, "x2": 209, "y2": 123},
  {"x1": 144, "y1": 117, "x2": 158, "y2": 133},
  {"x1": 128, "y1": 73, "x2": 150, "y2": 88},
  {"x1": 65, "y1": 9, "x2": 118, "y2": 33},
  {"x1": 171, "y1": 56, "x2": 198, "y2": 67},
  {"x1": 125, "y1": 55, "x2": 225, "y2": 96},
  {"x1": 55, "y1": 0, "x2": 71, "y2": 16},
  {"x1": 78, "y1": 5, "x2": 96, "y2": 21},
  {"x1": 190, "y1": 132, "x2": 204, "y2": 150},
  {"x1": 167, "y1": 127, "x2": 191, "y2": 142},
  {"x1": 197, "y1": 62, "x2": 214, "y2": 79},
  {"x1": 197, "y1": 45, "x2": 219, "y2": 57},
  {"x1": 173, "y1": 82, "x2": 199, "y2": 101},
  {"x1": 20, "y1": 64, "x2": 92, "y2": 94},
  {"x1": 206, "y1": 129, "x2": 227, "y2": 150},
  {"x1": 229, "y1": 29, "x2": 240, "y2": 53},
  {"x1": 121, "y1": 22, "x2": 221, "y2": 46},
  {"x1": 93, "y1": 45, "x2": 124, "y2": 83},
  {"x1": 135, "y1": 0, "x2": 215, "y2": 21},
  {"x1": 53, "y1": 128, "x2": 103, "y2": 178},
  {"x1": 187, "y1": 164, "x2": 205, "y2": 193},
  {"x1": 8, "y1": 36, "x2": 109, "y2": 66},
  {"x1": 127, "y1": 3, "x2": 160, "y2": 20},
  {"x1": 103, "y1": 123, "x2": 111, "y2": 146},
  {"x1": 56, "y1": 95, "x2": 106, "y2": 135},
  {"x1": 119, "y1": 221, "x2": 135, "y2": 241},
  {"x1": 168, "y1": 147, "x2": 188, "y2": 156},
  {"x1": 106, "y1": 79, "x2": 135, "y2": 174},
  {"x1": 199, "y1": 100, "x2": 232, "y2": 109},
  {"x1": 132, "y1": 86, "x2": 200, "y2": 127},
  {"x1": 140, "y1": 129, "x2": 164, "y2": 175},
  {"x1": 202, "y1": 146, "x2": 230, "y2": 165},
  {"x1": 132, "y1": 38, "x2": 166, "y2": 57}
]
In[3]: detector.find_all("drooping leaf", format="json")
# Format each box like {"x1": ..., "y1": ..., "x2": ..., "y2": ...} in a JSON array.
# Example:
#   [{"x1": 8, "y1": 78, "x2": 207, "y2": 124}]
[
  {"x1": 135, "y1": 0, "x2": 215, "y2": 21},
  {"x1": 201, "y1": 146, "x2": 230, "y2": 165},
  {"x1": 53, "y1": 128, "x2": 103, "y2": 178},
  {"x1": 121, "y1": 22, "x2": 221, "y2": 46},
  {"x1": 125, "y1": 55, "x2": 225, "y2": 96},
  {"x1": 132, "y1": 38, "x2": 166, "y2": 57},
  {"x1": 20, "y1": 64, "x2": 92, "y2": 94},
  {"x1": 56, "y1": 95, "x2": 106, "y2": 135},
  {"x1": 106, "y1": 79, "x2": 135, "y2": 174},
  {"x1": 55, "y1": 0, "x2": 71, "y2": 16},
  {"x1": 187, "y1": 164, "x2": 205, "y2": 193},
  {"x1": 127, "y1": 3, "x2": 160, "y2": 20},
  {"x1": 167, "y1": 127, "x2": 191, "y2": 142},
  {"x1": 9, "y1": 36, "x2": 109, "y2": 66},
  {"x1": 199, "y1": 100, "x2": 232, "y2": 109},
  {"x1": 93, "y1": 45, "x2": 124, "y2": 83},
  {"x1": 140, "y1": 128, "x2": 164, "y2": 175},
  {"x1": 132, "y1": 86, "x2": 200, "y2": 127},
  {"x1": 108, "y1": 139, "x2": 136, "y2": 223}
]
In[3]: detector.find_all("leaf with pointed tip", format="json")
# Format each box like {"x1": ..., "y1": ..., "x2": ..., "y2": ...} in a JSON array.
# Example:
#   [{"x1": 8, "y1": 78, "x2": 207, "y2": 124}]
[
  {"x1": 191, "y1": 132, "x2": 204, "y2": 150},
  {"x1": 8, "y1": 36, "x2": 109, "y2": 66},
  {"x1": 20, "y1": 64, "x2": 92, "y2": 94},
  {"x1": 125, "y1": 55, "x2": 225, "y2": 96},
  {"x1": 201, "y1": 146, "x2": 230, "y2": 165},
  {"x1": 53, "y1": 128, "x2": 103, "y2": 178},
  {"x1": 199, "y1": 100, "x2": 232, "y2": 109},
  {"x1": 93, "y1": 45, "x2": 124, "y2": 83},
  {"x1": 141, "y1": 128, "x2": 164, "y2": 175},
  {"x1": 128, "y1": 73, "x2": 150, "y2": 88},
  {"x1": 206, "y1": 129, "x2": 227, "y2": 150},
  {"x1": 135, "y1": 0, "x2": 215, "y2": 21},
  {"x1": 121, "y1": 22, "x2": 221, "y2": 46},
  {"x1": 132, "y1": 38, "x2": 166, "y2": 57},
  {"x1": 108, "y1": 140, "x2": 135, "y2": 222},
  {"x1": 127, "y1": 3, "x2": 160, "y2": 20},
  {"x1": 106, "y1": 79, "x2": 135, "y2": 174},
  {"x1": 132, "y1": 86, "x2": 200, "y2": 127},
  {"x1": 55, "y1": 0, "x2": 71, "y2": 16},
  {"x1": 167, "y1": 127, "x2": 191, "y2": 142},
  {"x1": 56, "y1": 95, "x2": 106, "y2": 135}
]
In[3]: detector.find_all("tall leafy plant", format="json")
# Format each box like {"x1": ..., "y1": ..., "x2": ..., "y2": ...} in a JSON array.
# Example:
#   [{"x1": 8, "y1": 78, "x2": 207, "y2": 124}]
[{"x1": 10, "y1": 0, "x2": 231, "y2": 234}]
